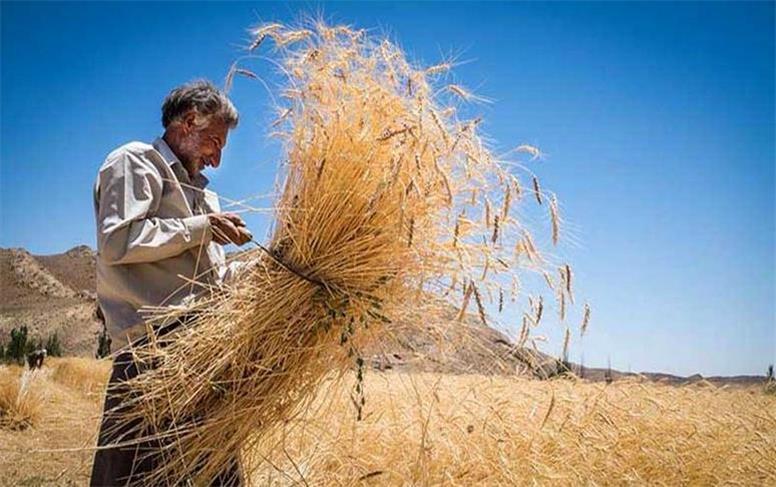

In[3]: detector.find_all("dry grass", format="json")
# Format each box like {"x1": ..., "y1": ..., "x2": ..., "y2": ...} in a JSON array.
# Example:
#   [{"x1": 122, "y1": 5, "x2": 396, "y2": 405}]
[
  {"x1": 0, "y1": 359, "x2": 106, "y2": 485},
  {"x1": 1, "y1": 360, "x2": 774, "y2": 486},
  {"x1": 50, "y1": 357, "x2": 112, "y2": 396},
  {"x1": 250, "y1": 373, "x2": 776, "y2": 486},
  {"x1": 0, "y1": 365, "x2": 44, "y2": 430}
]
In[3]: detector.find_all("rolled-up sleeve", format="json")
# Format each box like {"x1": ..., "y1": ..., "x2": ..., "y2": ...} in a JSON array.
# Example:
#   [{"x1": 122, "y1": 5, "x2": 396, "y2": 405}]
[{"x1": 96, "y1": 149, "x2": 212, "y2": 265}]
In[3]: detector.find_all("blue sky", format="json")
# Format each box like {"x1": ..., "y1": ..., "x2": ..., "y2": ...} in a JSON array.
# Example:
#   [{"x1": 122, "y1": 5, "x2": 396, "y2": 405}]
[{"x1": 1, "y1": 2, "x2": 773, "y2": 376}]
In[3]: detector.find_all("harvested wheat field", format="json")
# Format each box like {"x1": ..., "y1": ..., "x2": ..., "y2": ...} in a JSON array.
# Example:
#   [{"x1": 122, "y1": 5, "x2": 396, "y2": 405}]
[
  {"x1": 0, "y1": 359, "x2": 111, "y2": 485},
  {"x1": 1, "y1": 359, "x2": 774, "y2": 486}
]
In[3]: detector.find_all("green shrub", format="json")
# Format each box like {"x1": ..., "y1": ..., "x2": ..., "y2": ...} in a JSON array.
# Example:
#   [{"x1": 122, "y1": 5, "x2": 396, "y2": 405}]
[
  {"x1": 45, "y1": 332, "x2": 63, "y2": 357},
  {"x1": 7, "y1": 326, "x2": 31, "y2": 365}
]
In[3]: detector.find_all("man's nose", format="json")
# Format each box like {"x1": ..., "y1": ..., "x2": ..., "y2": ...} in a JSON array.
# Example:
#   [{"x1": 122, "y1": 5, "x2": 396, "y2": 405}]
[{"x1": 211, "y1": 150, "x2": 222, "y2": 168}]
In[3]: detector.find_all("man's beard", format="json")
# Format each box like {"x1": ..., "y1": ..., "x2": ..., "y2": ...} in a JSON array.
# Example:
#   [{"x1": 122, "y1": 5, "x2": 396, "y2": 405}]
[{"x1": 177, "y1": 131, "x2": 204, "y2": 178}]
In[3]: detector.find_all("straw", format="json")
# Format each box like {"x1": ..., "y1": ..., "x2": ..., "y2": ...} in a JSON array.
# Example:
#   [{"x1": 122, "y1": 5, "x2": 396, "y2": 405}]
[{"x1": 108, "y1": 20, "x2": 573, "y2": 484}]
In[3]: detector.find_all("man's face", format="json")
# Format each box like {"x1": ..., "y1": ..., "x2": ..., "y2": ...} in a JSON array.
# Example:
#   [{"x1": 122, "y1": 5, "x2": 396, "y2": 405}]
[{"x1": 176, "y1": 116, "x2": 229, "y2": 180}]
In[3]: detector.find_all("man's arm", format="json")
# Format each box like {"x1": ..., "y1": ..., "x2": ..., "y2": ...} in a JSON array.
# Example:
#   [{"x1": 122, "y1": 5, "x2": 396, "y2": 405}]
[{"x1": 95, "y1": 149, "x2": 212, "y2": 265}]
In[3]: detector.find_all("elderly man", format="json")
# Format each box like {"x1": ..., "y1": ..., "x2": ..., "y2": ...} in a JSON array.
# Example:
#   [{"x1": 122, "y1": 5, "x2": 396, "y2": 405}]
[{"x1": 90, "y1": 80, "x2": 251, "y2": 486}]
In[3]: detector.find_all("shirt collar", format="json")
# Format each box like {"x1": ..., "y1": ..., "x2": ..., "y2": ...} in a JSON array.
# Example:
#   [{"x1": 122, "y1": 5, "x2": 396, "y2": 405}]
[{"x1": 152, "y1": 137, "x2": 209, "y2": 189}]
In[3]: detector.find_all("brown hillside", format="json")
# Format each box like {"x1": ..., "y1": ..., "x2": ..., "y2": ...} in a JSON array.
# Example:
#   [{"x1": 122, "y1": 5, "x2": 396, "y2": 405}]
[
  {"x1": 35, "y1": 245, "x2": 96, "y2": 296},
  {"x1": 0, "y1": 247, "x2": 765, "y2": 385},
  {"x1": 1, "y1": 248, "x2": 76, "y2": 307},
  {"x1": 0, "y1": 247, "x2": 100, "y2": 357},
  {"x1": 364, "y1": 301, "x2": 563, "y2": 378},
  {"x1": 0, "y1": 246, "x2": 555, "y2": 376}
]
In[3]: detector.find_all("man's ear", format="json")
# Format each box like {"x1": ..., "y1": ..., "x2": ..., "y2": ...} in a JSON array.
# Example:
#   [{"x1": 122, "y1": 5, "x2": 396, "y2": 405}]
[{"x1": 182, "y1": 111, "x2": 198, "y2": 134}]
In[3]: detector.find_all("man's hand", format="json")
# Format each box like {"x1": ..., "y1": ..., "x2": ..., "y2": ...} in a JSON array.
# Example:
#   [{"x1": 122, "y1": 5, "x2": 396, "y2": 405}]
[{"x1": 208, "y1": 213, "x2": 252, "y2": 246}]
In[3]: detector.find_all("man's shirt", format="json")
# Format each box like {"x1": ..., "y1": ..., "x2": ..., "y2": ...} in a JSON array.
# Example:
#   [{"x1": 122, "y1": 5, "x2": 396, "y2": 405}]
[{"x1": 94, "y1": 137, "x2": 231, "y2": 343}]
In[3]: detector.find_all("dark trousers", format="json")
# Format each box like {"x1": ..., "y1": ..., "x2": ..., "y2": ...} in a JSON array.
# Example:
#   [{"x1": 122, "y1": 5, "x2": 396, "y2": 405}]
[{"x1": 90, "y1": 318, "x2": 242, "y2": 486}]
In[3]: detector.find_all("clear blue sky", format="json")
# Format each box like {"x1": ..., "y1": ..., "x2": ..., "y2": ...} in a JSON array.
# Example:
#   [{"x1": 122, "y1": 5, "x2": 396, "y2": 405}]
[{"x1": 1, "y1": 2, "x2": 773, "y2": 377}]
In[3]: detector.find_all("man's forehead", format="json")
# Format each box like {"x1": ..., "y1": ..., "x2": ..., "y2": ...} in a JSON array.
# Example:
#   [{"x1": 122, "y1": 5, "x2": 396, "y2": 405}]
[{"x1": 203, "y1": 119, "x2": 229, "y2": 139}]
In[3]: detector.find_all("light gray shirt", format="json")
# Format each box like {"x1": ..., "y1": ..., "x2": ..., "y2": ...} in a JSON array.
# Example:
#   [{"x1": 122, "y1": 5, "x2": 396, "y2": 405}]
[{"x1": 94, "y1": 137, "x2": 230, "y2": 343}]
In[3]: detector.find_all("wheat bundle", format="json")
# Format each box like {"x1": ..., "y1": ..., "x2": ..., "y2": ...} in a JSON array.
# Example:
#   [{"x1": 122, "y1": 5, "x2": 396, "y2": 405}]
[{"x1": 109, "y1": 21, "x2": 576, "y2": 484}]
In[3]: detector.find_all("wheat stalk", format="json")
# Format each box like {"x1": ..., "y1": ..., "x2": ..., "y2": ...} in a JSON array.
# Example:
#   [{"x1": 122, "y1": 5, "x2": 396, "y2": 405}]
[
  {"x1": 532, "y1": 177, "x2": 543, "y2": 205},
  {"x1": 580, "y1": 303, "x2": 591, "y2": 336},
  {"x1": 549, "y1": 194, "x2": 560, "y2": 245}
]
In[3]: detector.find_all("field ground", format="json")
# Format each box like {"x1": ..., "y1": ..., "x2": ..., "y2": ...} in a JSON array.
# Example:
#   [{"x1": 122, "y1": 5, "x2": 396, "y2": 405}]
[
  {"x1": 0, "y1": 358, "x2": 110, "y2": 486},
  {"x1": 1, "y1": 358, "x2": 774, "y2": 486}
]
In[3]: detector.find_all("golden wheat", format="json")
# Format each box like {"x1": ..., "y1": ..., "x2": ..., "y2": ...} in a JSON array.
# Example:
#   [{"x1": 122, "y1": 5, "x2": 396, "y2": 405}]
[
  {"x1": 105, "y1": 20, "x2": 573, "y2": 484},
  {"x1": 0, "y1": 366, "x2": 44, "y2": 430},
  {"x1": 246, "y1": 373, "x2": 776, "y2": 486}
]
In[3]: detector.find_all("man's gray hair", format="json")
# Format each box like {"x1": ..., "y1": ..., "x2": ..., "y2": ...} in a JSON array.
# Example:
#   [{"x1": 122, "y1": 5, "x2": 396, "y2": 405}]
[{"x1": 161, "y1": 80, "x2": 239, "y2": 129}]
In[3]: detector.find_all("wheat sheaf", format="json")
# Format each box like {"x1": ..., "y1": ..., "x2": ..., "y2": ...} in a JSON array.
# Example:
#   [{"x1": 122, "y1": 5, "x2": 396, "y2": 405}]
[{"x1": 107, "y1": 20, "x2": 585, "y2": 484}]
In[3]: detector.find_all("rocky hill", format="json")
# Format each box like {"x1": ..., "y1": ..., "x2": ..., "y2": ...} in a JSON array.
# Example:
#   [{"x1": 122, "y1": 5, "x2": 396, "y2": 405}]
[
  {"x1": 1, "y1": 246, "x2": 766, "y2": 385},
  {"x1": 0, "y1": 245, "x2": 560, "y2": 377},
  {"x1": 0, "y1": 247, "x2": 101, "y2": 357},
  {"x1": 34, "y1": 245, "x2": 96, "y2": 298}
]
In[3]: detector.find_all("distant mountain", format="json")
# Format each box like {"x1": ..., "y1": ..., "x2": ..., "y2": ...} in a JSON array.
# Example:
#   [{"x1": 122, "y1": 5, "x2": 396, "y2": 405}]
[
  {"x1": 0, "y1": 245, "x2": 559, "y2": 377},
  {"x1": 0, "y1": 246, "x2": 767, "y2": 386},
  {"x1": 574, "y1": 367, "x2": 767, "y2": 386},
  {"x1": 0, "y1": 247, "x2": 101, "y2": 356},
  {"x1": 34, "y1": 245, "x2": 96, "y2": 298}
]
